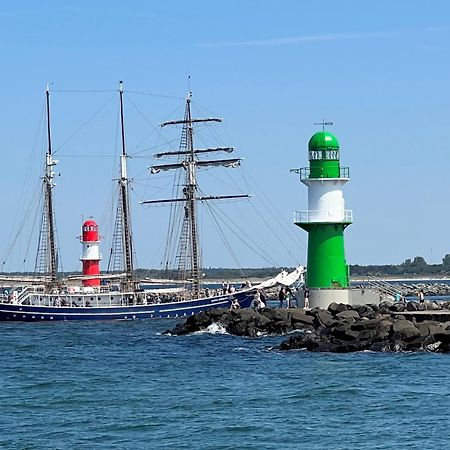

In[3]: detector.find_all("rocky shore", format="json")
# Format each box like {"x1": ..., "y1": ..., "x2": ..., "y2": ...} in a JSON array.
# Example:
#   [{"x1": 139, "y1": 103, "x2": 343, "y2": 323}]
[
  {"x1": 166, "y1": 300, "x2": 450, "y2": 353},
  {"x1": 355, "y1": 282, "x2": 450, "y2": 297}
]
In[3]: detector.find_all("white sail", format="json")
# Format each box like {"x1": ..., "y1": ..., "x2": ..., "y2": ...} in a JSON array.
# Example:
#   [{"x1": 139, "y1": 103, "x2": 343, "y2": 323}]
[{"x1": 254, "y1": 266, "x2": 305, "y2": 289}]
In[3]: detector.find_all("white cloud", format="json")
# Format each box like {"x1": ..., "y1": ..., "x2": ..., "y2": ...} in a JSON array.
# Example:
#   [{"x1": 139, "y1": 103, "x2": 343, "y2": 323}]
[{"x1": 199, "y1": 28, "x2": 448, "y2": 48}]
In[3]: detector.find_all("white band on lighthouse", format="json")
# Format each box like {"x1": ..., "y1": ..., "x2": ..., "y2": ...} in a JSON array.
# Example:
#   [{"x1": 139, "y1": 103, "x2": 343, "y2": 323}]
[{"x1": 305, "y1": 178, "x2": 348, "y2": 223}]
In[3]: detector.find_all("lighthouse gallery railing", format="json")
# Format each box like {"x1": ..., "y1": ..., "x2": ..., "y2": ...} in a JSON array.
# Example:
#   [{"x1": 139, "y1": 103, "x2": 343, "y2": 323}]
[
  {"x1": 290, "y1": 167, "x2": 350, "y2": 180},
  {"x1": 294, "y1": 210, "x2": 353, "y2": 224}
]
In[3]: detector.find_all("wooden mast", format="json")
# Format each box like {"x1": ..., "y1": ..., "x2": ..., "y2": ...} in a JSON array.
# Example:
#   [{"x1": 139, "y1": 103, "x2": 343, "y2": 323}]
[
  {"x1": 118, "y1": 81, "x2": 134, "y2": 288},
  {"x1": 142, "y1": 92, "x2": 249, "y2": 298},
  {"x1": 119, "y1": 81, "x2": 134, "y2": 287},
  {"x1": 185, "y1": 93, "x2": 201, "y2": 296},
  {"x1": 45, "y1": 84, "x2": 58, "y2": 287}
]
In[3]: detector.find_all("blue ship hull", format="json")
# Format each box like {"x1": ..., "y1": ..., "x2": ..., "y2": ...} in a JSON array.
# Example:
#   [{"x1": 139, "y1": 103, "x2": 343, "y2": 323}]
[{"x1": 0, "y1": 291, "x2": 254, "y2": 321}]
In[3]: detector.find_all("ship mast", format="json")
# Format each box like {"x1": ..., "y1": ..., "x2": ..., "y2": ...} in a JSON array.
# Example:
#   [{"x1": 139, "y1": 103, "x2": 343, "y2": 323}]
[
  {"x1": 142, "y1": 92, "x2": 249, "y2": 297},
  {"x1": 118, "y1": 81, "x2": 135, "y2": 288},
  {"x1": 181, "y1": 93, "x2": 200, "y2": 294},
  {"x1": 35, "y1": 84, "x2": 59, "y2": 287},
  {"x1": 45, "y1": 85, "x2": 58, "y2": 286}
]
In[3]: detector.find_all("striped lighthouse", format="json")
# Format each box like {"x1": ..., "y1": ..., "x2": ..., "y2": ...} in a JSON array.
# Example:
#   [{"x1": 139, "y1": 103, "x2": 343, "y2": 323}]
[
  {"x1": 292, "y1": 128, "x2": 353, "y2": 308},
  {"x1": 80, "y1": 219, "x2": 102, "y2": 287}
]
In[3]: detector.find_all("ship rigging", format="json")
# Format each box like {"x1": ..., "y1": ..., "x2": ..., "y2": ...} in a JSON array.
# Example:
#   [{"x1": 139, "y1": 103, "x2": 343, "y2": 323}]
[{"x1": 141, "y1": 92, "x2": 250, "y2": 298}]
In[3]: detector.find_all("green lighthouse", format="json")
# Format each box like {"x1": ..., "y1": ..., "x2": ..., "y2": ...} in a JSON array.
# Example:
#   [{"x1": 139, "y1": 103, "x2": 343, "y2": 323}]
[{"x1": 292, "y1": 129, "x2": 352, "y2": 304}]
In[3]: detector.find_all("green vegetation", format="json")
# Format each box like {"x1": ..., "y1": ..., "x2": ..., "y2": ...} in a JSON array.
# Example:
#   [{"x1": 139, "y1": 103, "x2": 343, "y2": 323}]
[
  {"x1": 3, "y1": 255, "x2": 450, "y2": 279},
  {"x1": 350, "y1": 255, "x2": 450, "y2": 277}
]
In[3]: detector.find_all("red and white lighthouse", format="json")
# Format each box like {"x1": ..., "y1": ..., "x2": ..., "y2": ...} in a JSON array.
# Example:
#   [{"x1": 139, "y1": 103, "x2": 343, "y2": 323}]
[{"x1": 80, "y1": 219, "x2": 102, "y2": 287}]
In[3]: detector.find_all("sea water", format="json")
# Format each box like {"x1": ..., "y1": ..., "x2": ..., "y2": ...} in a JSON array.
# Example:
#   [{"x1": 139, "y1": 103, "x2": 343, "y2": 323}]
[{"x1": 1, "y1": 320, "x2": 449, "y2": 449}]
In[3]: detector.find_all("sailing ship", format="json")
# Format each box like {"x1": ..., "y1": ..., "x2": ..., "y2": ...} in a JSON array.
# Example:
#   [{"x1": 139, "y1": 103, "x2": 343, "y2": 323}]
[{"x1": 0, "y1": 84, "x2": 302, "y2": 321}]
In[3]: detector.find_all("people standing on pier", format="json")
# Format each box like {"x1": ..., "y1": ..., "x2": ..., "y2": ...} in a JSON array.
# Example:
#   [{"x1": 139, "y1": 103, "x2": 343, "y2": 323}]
[
  {"x1": 260, "y1": 289, "x2": 267, "y2": 306},
  {"x1": 303, "y1": 287, "x2": 310, "y2": 309},
  {"x1": 230, "y1": 298, "x2": 240, "y2": 310},
  {"x1": 278, "y1": 287, "x2": 286, "y2": 308},
  {"x1": 285, "y1": 286, "x2": 293, "y2": 308},
  {"x1": 252, "y1": 290, "x2": 265, "y2": 310},
  {"x1": 418, "y1": 289, "x2": 425, "y2": 304}
]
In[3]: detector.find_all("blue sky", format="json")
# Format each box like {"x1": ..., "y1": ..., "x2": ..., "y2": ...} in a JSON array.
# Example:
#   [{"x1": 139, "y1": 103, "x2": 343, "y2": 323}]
[{"x1": 0, "y1": 1, "x2": 449, "y2": 271}]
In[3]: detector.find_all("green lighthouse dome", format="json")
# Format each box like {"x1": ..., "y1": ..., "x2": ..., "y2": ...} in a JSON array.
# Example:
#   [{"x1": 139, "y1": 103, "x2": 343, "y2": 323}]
[{"x1": 308, "y1": 131, "x2": 339, "y2": 151}]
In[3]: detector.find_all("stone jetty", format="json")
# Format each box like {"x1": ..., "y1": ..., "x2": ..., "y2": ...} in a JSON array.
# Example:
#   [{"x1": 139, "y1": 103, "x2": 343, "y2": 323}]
[
  {"x1": 166, "y1": 300, "x2": 450, "y2": 353},
  {"x1": 355, "y1": 282, "x2": 450, "y2": 298}
]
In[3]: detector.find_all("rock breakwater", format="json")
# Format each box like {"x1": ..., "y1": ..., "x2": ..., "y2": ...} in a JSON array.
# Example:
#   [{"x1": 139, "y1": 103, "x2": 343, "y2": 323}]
[
  {"x1": 354, "y1": 282, "x2": 450, "y2": 297},
  {"x1": 167, "y1": 300, "x2": 450, "y2": 352}
]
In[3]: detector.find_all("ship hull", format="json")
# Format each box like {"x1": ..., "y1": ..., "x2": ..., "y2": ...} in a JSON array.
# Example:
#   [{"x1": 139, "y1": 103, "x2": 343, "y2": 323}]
[{"x1": 0, "y1": 291, "x2": 254, "y2": 321}]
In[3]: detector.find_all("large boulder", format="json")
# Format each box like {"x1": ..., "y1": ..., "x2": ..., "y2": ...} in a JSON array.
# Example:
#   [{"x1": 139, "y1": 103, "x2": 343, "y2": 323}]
[
  {"x1": 351, "y1": 318, "x2": 381, "y2": 331},
  {"x1": 334, "y1": 342, "x2": 368, "y2": 353},
  {"x1": 293, "y1": 322, "x2": 315, "y2": 331},
  {"x1": 406, "y1": 301, "x2": 420, "y2": 311},
  {"x1": 167, "y1": 310, "x2": 213, "y2": 334},
  {"x1": 426, "y1": 301, "x2": 442, "y2": 311},
  {"x1": 227, "y1": 320, "x2": 248, "y2": 336},
  {"x1": 379, "y1": 300, "x2": 394, "y2": 308},
  {"x1": 279, "y1": 333, "x2": 320, "y2": 351},
  {"x1": 335, "y1": 310, "x2": 360, "y2": 323},
  {"x1": 187, "y1": 310, "x2": 213, "y2": 327},
  {"x1": 207, "y1": 307, "x2": 229, "y2": 320},
  {"x1": 377, "y1": 319, "x2": 394, "y2": 340},
  {"x1": 230, "y1": 308, "x2": 261, "y2": 322},
  {"x1": 356, "y1": 304, "x2": 374, "y2": 317},
  {"x1": 315, "y1": 310, "x2": 338, "y2": 327},
  {"x1": 261, "y1": 308, "x2": 290, "y2": 322},
  {"x1": 391, "y1": 319, "x2": 420, "y2": 341},
  {"x1": 332, "y1": 324, "x2": 360, "y2": 341},
  {"x1": 358, "y1": 329, "x2": 378, "y2": 341},
  {"x1": 273, "y1": 320, "x2": 293, "y2": 334},
  {"x1": 328, "y1": 302, "x2": 351, "y2": 315},
  {"x1": 289, "y1": 309, "x2": 315, "y2": 326},
  {"x1": 254, "y1": 314, "x2": 272, "y2": 329},
  {"x1": 417, "y1": 320, "x2": 444, "y2": 338},
  {"x1": 389, "y1": 303, "x2": 406, "y2": 313}
]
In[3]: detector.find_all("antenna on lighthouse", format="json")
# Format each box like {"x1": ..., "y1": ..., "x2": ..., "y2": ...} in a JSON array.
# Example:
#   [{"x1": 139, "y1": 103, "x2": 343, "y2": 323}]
[{"x1": 313, "y1": 120, "x2": 334, "y2": 132}]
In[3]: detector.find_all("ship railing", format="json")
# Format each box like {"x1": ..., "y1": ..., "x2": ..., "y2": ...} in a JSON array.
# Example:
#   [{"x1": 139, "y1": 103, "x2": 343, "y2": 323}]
[
  {"x1": 294, "y1": 210, "x2": 353, "y2": 223},
  {"x1": 15, "y1": 286, "x2": 38, "y2": 304}
]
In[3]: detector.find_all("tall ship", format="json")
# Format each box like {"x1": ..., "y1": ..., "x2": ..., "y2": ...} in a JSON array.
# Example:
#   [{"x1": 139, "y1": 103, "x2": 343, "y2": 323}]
[{"x1": 0, "y1": 84, "x2": 301, "y2": 321}]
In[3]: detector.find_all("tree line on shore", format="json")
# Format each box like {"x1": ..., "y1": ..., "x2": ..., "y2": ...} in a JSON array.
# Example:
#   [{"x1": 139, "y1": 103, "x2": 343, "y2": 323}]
[
  {"x1": 3, "y1": 255, "x2": 450, "y2": 279},
  {"x1": 350, "y1": 255, "x2": 450, "y2": 277},
  {"x1": 136, "y1": 255, "x2": 450, "y2": 279}
]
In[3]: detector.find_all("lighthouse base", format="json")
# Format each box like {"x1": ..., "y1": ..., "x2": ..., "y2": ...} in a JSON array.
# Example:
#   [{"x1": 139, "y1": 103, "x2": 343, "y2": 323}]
[{"x1": 297, "y1": 288, "x2": 389, "y2": 310}]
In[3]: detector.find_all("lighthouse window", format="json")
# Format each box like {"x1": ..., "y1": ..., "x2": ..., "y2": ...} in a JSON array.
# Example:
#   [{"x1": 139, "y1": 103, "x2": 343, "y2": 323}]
[
  {"x1": 309, "y1": 150, "x2": 323, "y2": 160},
  {"x1": 325, "y1": 150, "x2": 339, "y2": 160}
]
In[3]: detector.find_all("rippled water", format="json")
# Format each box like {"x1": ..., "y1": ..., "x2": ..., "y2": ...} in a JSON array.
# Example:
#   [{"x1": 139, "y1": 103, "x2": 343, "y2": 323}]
[{"x1": 1, "y1": 320, "x2": 450, "y2": 449}]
